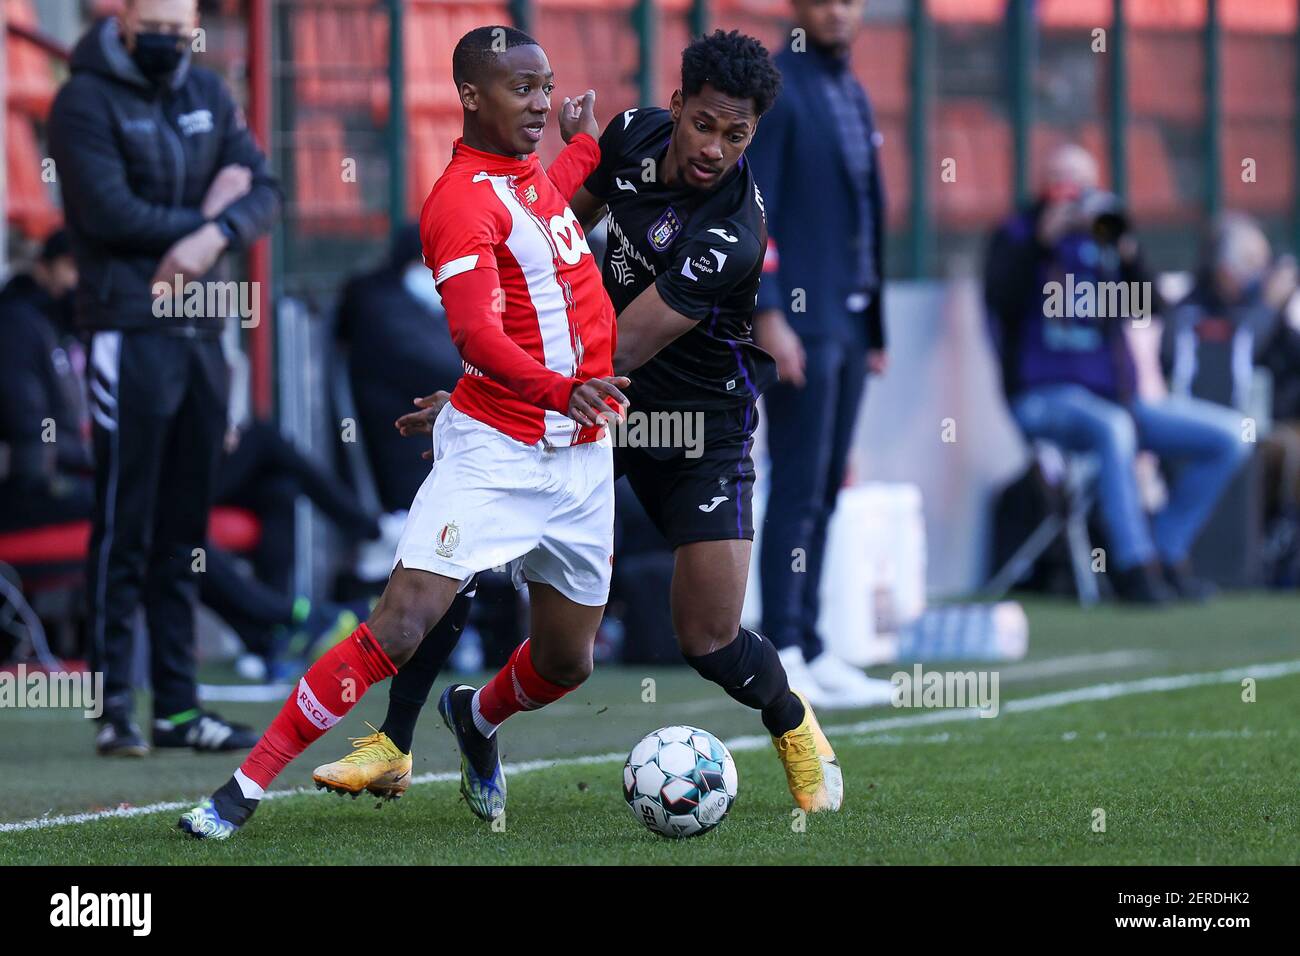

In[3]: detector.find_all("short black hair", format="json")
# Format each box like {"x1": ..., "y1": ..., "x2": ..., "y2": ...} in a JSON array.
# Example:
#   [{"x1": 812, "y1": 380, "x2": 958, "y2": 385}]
[
  {"x1": 452, "y1": 25, "x2": 540, "y2": 87},
  {"x1": 680, "y1": 30, "x2": 781, "y2": 117}
]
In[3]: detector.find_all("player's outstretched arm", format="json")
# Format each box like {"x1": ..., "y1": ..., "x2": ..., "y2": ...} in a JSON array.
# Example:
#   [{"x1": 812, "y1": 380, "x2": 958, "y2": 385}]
[
  {"x1": 569, "y1": 185, "x2": 609, "y2": 234},
  {"x1": 440, "y1": 269, "x2": 583, "y2": 415},
  {"x1": 395, "y1": 390, "x2": 452, "y2": 460},
  {"x1": 548, "y1": 91, "x2": 603, "y2": 201},
  {"x1": 613, "y1": 283, "x2": 699, "y2": 375}
]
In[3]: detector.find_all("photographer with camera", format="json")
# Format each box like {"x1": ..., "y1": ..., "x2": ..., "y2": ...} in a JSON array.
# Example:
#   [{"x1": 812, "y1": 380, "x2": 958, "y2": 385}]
[{"x1": 984, "y1": 144, "x2": 1249, "y2": 603}]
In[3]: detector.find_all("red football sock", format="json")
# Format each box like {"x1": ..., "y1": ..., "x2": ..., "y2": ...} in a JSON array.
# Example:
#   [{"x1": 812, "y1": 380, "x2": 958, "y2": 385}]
[
  {"x1": 471, "y1": 639, "x2": 578, "y2": 736},
  {"x1": 238, "y1": 623, "x2": 397, "y2": 790}
]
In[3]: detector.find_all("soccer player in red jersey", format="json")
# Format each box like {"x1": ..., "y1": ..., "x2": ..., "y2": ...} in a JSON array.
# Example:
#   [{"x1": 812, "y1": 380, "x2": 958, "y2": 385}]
[
  {"x1": 317, "y1": 33, "x2": 845, "y2": 824},
  {"x1": 179, "y1": 26, "x2": 627, "y2": 838}
]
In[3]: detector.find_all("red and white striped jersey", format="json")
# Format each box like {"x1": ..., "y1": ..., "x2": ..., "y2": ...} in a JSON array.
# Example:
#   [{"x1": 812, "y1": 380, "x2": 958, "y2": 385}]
[{"x1": 419, "y1": 133, "x2": 617, "y2": 447}]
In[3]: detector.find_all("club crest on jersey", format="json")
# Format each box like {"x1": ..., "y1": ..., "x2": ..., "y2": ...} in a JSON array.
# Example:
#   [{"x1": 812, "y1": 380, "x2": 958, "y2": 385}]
[
  {"x1": 436, "y1": 522, "x2": 461, "y2": 557},
  {"x1": 648, "y1": 208, "x2": 681, "y2": 251}
]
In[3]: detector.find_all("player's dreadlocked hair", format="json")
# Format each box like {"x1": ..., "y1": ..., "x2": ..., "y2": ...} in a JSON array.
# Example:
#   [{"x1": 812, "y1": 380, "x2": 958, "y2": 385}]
[
  {"x1": 680, "y1": 30, "x2": 782, "y2": 117},
  {"x1": 452, "y1": 25, "x2": 540, "y2": 87}
]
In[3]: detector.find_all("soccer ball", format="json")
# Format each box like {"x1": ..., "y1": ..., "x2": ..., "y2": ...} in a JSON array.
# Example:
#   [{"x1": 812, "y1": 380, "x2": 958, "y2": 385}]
[{"x1": 622, "y1": 726, "x2": 738, "y2": 838}]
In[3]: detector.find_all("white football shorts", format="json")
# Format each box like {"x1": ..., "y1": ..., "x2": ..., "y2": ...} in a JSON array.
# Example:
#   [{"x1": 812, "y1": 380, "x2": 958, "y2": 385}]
[{"x1": 392, "y1": 404, "x2": 614, "y2": 606}]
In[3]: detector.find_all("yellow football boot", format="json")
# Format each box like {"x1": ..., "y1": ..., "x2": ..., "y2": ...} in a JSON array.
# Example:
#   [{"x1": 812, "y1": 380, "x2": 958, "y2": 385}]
[
  {"x1": 312, "y1": 723, "x2": 412, "y2": 801},
  {"x1": 772, "y1": 692, "x2": 843, "y2": 812}
]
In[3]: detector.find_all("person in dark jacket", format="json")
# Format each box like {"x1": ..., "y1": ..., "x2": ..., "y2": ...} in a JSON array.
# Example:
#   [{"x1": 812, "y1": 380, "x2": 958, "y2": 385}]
[
  {"x1": 747, "y1": 0, "x2": 890, "y2": 707},
  {"x1": 48, "y1": 1, "x2": 281, "y2": 756},
  {"x1": 334, "y1": 224, "x2": 463, "y2": 513},
  {"x1": 0, "y1": 231, "x2": 94, "y2": 532},
  {"x1": 985, "y1": 144, "x2": 1247, "y2": 603},
  {"x1": 1164, "y1": 214, "x2": 1300, "y2": 535}
]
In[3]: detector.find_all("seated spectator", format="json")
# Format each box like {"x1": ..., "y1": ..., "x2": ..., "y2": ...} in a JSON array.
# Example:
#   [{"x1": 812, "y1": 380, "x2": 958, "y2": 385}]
[
  {"x1": 1166, "y1": 214, "x2": 1300, "y2": 578},
  {"x1": 984, "y1": 144, "x2": 1249, "y2": 603},
  {"x1": 0, "y1": 231, "x2": 94, "y2": 532}
]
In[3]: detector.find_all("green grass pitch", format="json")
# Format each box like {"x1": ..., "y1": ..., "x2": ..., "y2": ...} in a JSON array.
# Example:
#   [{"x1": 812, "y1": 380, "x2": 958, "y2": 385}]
[{"x1": 1, "y1": 595, "x2": 1297, "y2": 865}]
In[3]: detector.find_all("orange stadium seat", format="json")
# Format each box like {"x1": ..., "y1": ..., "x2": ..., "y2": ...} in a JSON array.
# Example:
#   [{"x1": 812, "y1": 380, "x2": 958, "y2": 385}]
[
  {"x1": 401, "y1": 1, "x2": 510, "y2": 216},
  {"x1": 532, "y1": 0, "x2": 639, "y2": 164},
  {"x1": 5, "y1": 0, "x2": 59, "y2": 117},
  {"x1": 404, "y1": 1, "x2": 511, "y2": 118},
  {"x1": 1222, "y1": 33, "x2": 1295, "y2": 120},
  {"x1": 713, "y1": 0, "x2": 786, "y2": 56},
  {"x1": 291, "y1": 0, "x2": 386, "y2": 110},
  {"x1": 408, "y1": 113, "x2": 464, "y2": 216},
  {"x1": 5, "y1": 111, "x2": 61, "y2": 238},
  {"x1": 291, "y1": 114, "x2": 377, "y2": 232},
  {"x1": 1124, "y1": 122, "x2": 1181, "y2": 221},
  {"x1": 853, "y1": 24, "x2": 909, "y2": 117},
  {"x1": 0, "y1": 507, "x2": 261, "y2": 571},
  {"x1": 930, "y1": 102, "x2": 1013, "y2": 229},
  {"x1": 1128, "y1": 32, "x2": 1204, "y2": 124},
  {"x1": 1222, "y1": 121, "x2": 1295, "y2": 212}
]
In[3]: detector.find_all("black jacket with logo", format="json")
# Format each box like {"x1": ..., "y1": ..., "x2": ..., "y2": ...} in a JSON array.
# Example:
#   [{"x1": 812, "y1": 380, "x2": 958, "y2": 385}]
[{"x1": 48, "y1": 18, "x2": 281, "y2": 334}]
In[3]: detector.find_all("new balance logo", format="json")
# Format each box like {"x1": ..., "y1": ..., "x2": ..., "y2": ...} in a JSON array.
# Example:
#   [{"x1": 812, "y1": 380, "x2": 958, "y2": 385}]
[{"x1": 699, "y1": 496, "x2": 728, "y2": 513}]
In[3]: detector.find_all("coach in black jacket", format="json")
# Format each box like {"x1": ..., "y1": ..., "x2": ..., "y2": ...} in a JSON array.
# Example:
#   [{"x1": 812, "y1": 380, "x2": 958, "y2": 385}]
[
  {"x1": 748, "y1": 0, "x2": 889, "y2": 707},
  {"x1": 48, "y1": 4, "x2": 280, "y2": 755}
]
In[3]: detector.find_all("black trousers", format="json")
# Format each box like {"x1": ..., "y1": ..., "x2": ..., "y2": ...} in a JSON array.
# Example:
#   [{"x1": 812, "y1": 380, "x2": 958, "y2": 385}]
[
  {"x1": 85, "y1": 331, "x2": 228, "y2": 722},
  {"x1": 759, "y1": 340, "x2": 867, "y2": 660}
]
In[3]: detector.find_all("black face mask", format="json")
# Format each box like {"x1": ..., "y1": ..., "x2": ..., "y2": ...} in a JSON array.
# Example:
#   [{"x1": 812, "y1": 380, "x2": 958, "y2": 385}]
[{"x1": 131, "y1": 31, "x2": 186, "y2": 82}]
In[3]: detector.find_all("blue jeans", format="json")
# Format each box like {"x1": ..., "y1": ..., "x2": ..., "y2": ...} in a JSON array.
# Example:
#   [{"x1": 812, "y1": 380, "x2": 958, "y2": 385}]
[{"x1": 1011, "y1": 384, "x2": 1250, "y2": 569}]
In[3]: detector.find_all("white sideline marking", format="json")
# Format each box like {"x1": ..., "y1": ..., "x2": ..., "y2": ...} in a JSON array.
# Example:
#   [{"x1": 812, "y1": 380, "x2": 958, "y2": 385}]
[
  {"x1": 193, "y1": 650, "x2": 1163, "y2": 707},
  {"x1": 198, "y1": 682, "x2": 294, "y2": 703},
  {"x1": 2, "y1": 659, "x2": 1297, "y2": 836},
  {"x1": 997, "y1": 649, "x2": 1160, "y2": 680}
]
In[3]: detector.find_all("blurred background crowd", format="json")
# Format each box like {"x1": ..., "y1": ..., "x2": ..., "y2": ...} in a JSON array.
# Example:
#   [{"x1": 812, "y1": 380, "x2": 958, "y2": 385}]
[{"x1": 2, "y1": 0, "x2": 1299, "y2": 714}]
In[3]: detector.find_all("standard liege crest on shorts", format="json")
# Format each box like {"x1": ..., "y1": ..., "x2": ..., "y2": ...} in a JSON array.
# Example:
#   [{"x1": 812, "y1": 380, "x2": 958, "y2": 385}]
[{"x1": 436, "y1": 522, "x2": 461, "y2": 557}]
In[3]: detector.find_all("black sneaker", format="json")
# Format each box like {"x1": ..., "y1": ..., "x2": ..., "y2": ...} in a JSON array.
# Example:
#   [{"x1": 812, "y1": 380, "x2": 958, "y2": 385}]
[
  {"x1": 437, "y1": 684, "x2": 506, "y2": 821},
  {"x1": 1111, "y1": 561, "x2": 1175, "y2": 605},
  {"x1": 178, "y1": 775, "x2": 260, "y2": 840},
  {"x1": 1162, "y1": 559, "x2": 1217, "y2": 602},
  {"x1": 154, "y1": 711, "x2": 259, "y2": 752},
  {"x1": 95, "y1": 717, "x2": 150, "y2": 757}
]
